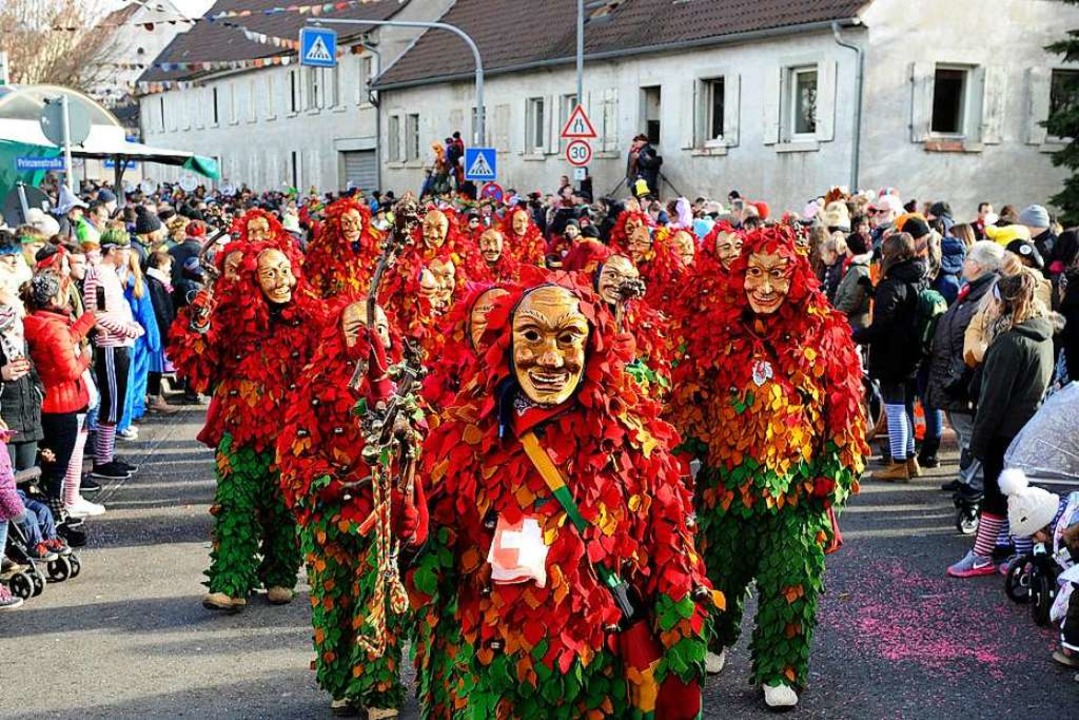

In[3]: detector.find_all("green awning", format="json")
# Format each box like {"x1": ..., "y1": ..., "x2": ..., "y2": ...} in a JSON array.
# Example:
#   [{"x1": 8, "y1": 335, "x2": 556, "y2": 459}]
[{"x1": 183, "y1": 154, "x2": 220, "y2": 180}]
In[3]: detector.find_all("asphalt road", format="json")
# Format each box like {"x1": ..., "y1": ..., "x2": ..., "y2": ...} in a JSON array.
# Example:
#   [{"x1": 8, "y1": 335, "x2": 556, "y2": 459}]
[{"x1": 2, "y1": 409, "x2": 1076, "y2": 719}]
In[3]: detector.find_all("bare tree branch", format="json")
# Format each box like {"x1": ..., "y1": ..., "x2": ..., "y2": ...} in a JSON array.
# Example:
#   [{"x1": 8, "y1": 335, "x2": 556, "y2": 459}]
[{"x1": 0, "y1": 0, "x2": 112, "y2": 91}]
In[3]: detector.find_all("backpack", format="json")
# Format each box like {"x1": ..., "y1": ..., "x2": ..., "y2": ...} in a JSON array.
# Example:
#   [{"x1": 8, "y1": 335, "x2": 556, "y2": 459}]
[{"x1": 914, "y1": 287, "x2": 948, "y2": 357}]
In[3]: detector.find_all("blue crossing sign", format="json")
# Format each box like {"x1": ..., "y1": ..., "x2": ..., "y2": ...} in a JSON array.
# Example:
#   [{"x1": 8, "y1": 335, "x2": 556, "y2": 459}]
[
  {"x1": 464, "y1": 147, "x2": 497, "y2": 181},
  {"x1": 299, "y1": 27, "x2": 337, "y2": 68}
]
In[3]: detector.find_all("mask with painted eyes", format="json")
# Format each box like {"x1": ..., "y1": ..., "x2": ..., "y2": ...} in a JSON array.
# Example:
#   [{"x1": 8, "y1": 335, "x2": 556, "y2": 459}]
[
  {"x1": 715, "y1": 231, "x2": 744, "y2": 269},
  {"x1": 512, "y1": 286, "x2": 589, "y2": 406},
  {"x1": 596, "y1": 255, "x2": 640, "y2": 306},
  {"x1": 479, "y1": 229, "x2": 504, "y2": 265},
  {"x1": 247, "y1": 217, "x2": 271, "y2": 243},
  {"x1": 422, "y1": 209, "x2": 449, "y2": 249},
  {"x1": 222, "y1": 250, "x2": 243, "y2": 281},
  {"x1": 671, "y1": 230, "x2": 695, "y2": 266},
  {"x1": 511, "y1": 211, "x2": 529, "y2": 237},
  {"x1": 624, "y1": 216, "x2": 652, "y2": 263},
  {"x1": 256, "y1": 249, "x2": 295, "y2": 304},
  {"x1": 339, "y1": 209, "x2": 364, "y2": 245},
  {"x1": 743, "y1": 253, "x2": 792, "y2": 315},
  {"x1": 342, "y1": 301, "x2": 391, "y2": 350},
  {"x1": 468, "y1": 287, "x2": 509, "y2": 351}
]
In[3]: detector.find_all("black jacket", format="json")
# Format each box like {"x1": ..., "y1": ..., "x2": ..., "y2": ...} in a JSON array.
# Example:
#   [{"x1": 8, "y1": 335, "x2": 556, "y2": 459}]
[
  {"x1": 969, "y1": 316, "x2": 1055, "y2": 458},
  {"x1": 0, "y1": 342, "x2": 44, "y2": 443},
  {"x1": 1060, "y1": 272, "x2": 1079, "y2": 377},
  {"x1": 146, "y1": 275, "x2": 176, "y2": 347},
  {"x1": 169, "y1": 239, "x2": 203, "y2": 308},
  {"x1": 853, "y1": 258, "x2": 927, "y2": 384},
  {"x1": 925, "y1": 273, "x2": 997, "y2": 413}
]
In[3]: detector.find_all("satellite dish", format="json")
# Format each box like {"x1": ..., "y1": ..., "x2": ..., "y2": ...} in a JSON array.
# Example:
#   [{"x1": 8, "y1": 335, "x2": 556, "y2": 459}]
[
  {"x1": 3, "y1": 185, "x2": 52, "y2": 228},
  {"x1": 139, "y1": 179, "x2": 157, "y2": 195},
  {"x1": 40, "y1": 97, "x2": 92, "y2": 147},
  {"x1": 178, "y1": 174, "x2": 198, "y2": 192}
]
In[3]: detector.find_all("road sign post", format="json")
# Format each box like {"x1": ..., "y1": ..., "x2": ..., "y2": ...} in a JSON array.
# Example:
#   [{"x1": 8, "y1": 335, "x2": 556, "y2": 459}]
[
  {"x1": 300, "y1": 27, "x2": 337, "y2": 67},
  {"x1": 464, "y1": 147, "x2": 497, "y2": 182},
  {"x1": 565, "y1": 139, "x2": 592, "y2": 167}
]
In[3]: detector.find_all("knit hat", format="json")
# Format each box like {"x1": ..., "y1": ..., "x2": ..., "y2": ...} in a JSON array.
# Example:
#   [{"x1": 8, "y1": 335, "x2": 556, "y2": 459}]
[
  {"x1": 99, "y1": 227, "x2": 130, "y2": 249},
  {"x1": 1005, "y1": 239, "x2": 1045, "y2": 271},
  {"x1": 29, "y1": 272, "x2": 61, "y2": 309},
  {"x1": 134, "y1": 206, "x2": 162, "y2": 235},
  {"x1": 846, "y1": 232, "x2": 871, "y2": 256},
  {"x1": 97, "y1": 188, "x2": 116, "y2": 204},
  {"x1": 1000, "y1": 469, "x2": 1059, "y2": 538},
  {"x1": 900, "y1": 216, "x2": 931, "y2": 239},
  {"x1": 1017, "y1": 205, "x2": 1050, "y2": 230},
  {"x1": 928, "y1": 201, "x2": 952, "y2": 219}
]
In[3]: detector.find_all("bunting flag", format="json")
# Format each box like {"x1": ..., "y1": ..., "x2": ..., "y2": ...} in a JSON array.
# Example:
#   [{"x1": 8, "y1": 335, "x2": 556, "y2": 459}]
[{"x1": 45, "y1": 0, "x2": 393, "y2": 31}]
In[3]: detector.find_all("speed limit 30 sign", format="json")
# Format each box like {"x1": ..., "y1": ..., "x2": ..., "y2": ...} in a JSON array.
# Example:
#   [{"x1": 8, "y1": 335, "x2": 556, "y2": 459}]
[{"x1": 565, "y1": 139, "x2": 592, "y2": 167}]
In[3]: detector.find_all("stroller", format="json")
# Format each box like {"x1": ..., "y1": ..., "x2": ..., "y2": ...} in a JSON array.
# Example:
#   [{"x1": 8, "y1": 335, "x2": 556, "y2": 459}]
[
  {"x1": 1001, "y1": 382, "x2": 1079, "y2": 624},
  {"x1": 1, "y1": 468, "x2": 82, "y2": 601}
]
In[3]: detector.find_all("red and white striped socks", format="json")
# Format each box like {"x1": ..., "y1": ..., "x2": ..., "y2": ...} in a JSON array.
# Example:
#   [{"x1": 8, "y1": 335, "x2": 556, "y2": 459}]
[
  {"x1": 95, "y1": 424, "x2": 116, "y2": 465},
  {"x1": 973, "y1": 513, "x2": 1005, "y2": 559}
]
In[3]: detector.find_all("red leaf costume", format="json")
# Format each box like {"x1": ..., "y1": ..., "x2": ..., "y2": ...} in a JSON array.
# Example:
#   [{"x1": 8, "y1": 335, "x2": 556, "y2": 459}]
[
  {"x1": 303, "y1": 197, "x2": 382, "y2": 300},
  {"x1": 499, "y1": 207, "x2": 547, "y2": 268}
]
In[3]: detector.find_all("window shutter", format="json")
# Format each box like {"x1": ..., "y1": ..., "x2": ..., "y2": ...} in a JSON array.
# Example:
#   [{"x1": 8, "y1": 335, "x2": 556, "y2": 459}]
[
  {"x1": 690, "y1": 80, "x2": 702, "y2": 148},
  {"x1": 1026, "y1": 67, "x2": 1050, "y2": 145},
  {"x1": 980, "y1": 65, "x2": 1007, "y2": 144},
  {"x1": 725, "y1": 73, "x2": 741, "y2": 147},
  {"x1": 815, "y1": 60, "x2": 837, "y2": 142},
  {"x1": 909, "y1": 62, "x2": 933, "y2": 142},
  {"x1": 495, "y1": 104, "x2": 511, "y2": 153},
  {"x1": 762, "y1": 66, "x2": 781, "y2": 145}
]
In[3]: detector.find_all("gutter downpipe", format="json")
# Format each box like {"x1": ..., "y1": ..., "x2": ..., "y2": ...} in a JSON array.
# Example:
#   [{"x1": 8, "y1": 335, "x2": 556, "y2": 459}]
[{"x1": 832, "y1": 20, "x2": 864, "y2": 191}]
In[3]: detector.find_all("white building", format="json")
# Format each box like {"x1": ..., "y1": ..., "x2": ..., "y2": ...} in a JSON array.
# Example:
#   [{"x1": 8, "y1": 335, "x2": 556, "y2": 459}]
[
  {"x1": 138, "y1": 0, "x2": 452, "y2": 193},
  {"x1": 373, "y1": 0, "x2": 1079, "y2": 216}
]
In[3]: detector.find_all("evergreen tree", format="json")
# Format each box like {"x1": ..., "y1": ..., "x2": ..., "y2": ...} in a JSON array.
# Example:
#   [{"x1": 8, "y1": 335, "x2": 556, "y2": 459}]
[{"x1": 1047, "y1": 4, "x2": 1079, "y2": 225}]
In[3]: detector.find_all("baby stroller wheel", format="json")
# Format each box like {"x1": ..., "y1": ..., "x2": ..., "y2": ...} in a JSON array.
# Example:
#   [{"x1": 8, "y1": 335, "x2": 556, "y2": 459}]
[
  {"x1": 955, "y1": 506, "x2": 979, "y2": 535},
  {"x1": 68, "y1": 554, "x2": 81, "y2": 578},
  {"x1": 1004, "y1": 556, "x2": 1032, "y2": 604},
  {"x1": 47, "y1": 557, "x2": 72, "y2": 582},
  {"x1": 9, "y1": 572, "x2": 33, "y2": 599},
  {"x1": 1031, "y1": 573, "x2": 1055, "y2": 626},
  {"x1": 28, "y1": 566, "x2": 46, "y2": 597}
]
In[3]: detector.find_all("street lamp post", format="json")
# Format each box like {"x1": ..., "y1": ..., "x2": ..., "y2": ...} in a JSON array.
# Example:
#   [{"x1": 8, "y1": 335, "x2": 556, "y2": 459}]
[{"x1": 311, "y1": 18, "x2": 485, "y2": 144}]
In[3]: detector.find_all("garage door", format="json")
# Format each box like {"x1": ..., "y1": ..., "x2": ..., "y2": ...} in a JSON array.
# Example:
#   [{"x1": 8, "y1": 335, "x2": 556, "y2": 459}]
[{"x1": 342, "y1": 150, "x2": 377, "y2": 192}]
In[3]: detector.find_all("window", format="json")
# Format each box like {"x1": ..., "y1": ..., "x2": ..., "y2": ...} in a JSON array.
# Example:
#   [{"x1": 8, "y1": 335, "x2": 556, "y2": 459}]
[
  {"x1": 289, "y1": 70, "x2": 299, "y2": 114},
  {"x1": 405, "y1": 113, "x2": 420, "y2": 161},
  {"x1": 290, "y1": 150, "x2": 301, "y2": 189},
  {"x1": 248, "y1": 80, "x2": 257, "y2": 122},
  {"x1": 229, "y1": 83, "x2": 238, "y2": 124},
  {"x1": 306, "y1": 67, "x2": 320, "y2": 110},
  {"x1": 641, "y1": 86, "x2": 661, "y2": 144},
  {"x1": 1050, "y1": 69, "x2": 1079, "y2": 120},
  {"x1": 559, "y1": 94, "x2": 577, "y2": 147},
  {"x1": 790, "y1": 66, "x2": 817, "y2": 136},
  {"x1": 359, "y1": 56, "x2": 374, "y2": 104},
  {"x1": 526, "y1": 97, "x2": 546, "y2": 153},
  {"x1": 702, "y1": 77, "x2": 725, "y2": 141},
  {"x1": 931, "y1": 66, "x2": 968, "y2": 135},
  {"x1": 158, "y1": 96, "x2": 165, "y2": 131},
  {"x1": 388, "y1": 114, "x2": 401, "y2": 162}
]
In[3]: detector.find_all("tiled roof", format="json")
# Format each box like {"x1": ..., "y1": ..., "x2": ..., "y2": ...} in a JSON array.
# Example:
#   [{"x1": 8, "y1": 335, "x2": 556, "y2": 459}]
[
  {"x1": 139, "y1": 0, "x2": 406, "y2": 83},
  {"x1": 376, "y1": 0, "x2": 868, "y2": 88}
]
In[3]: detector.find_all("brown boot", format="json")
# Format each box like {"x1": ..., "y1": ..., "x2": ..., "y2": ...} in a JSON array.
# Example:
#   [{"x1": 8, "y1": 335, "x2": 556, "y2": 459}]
[
  {"x1": 148, "y1": 395, "x2": 179, "y2": 414},
  {"x1": 907, "y1": 456, "x2": 923, "y2": 478},
  {"x1": 266, "y1": 586, "x2": 294, "y2": 605},
  {"x1": 873, "y1": 460, "x2": 910, "y2": 483}
]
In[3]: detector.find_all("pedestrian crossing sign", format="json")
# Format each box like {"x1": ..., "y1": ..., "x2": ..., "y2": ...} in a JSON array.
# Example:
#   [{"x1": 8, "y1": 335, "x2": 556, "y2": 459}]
[
  {"x1": 299, "y1": 27, "x2": 337, "y2": 68},
  {"x1": 464, "y1": 147, "x2": 497, "y2": 181}
]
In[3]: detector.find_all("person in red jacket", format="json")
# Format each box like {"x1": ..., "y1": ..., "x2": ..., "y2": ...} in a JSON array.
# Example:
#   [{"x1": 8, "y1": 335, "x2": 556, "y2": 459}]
[{"x1": 23, "y1": 272, "x2": 100, "y2": 519}]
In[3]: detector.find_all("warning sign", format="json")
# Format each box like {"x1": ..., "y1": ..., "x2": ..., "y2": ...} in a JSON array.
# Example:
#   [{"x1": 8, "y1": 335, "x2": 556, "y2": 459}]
[{"x1": 560, "y1": 105, "x2": 597, "y2": 139}]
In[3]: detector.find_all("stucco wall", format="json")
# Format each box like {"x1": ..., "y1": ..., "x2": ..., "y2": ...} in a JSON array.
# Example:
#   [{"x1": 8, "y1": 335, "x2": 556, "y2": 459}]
[{"x1": 858, "y1": 0, "x2": 1079, "y2": 217}]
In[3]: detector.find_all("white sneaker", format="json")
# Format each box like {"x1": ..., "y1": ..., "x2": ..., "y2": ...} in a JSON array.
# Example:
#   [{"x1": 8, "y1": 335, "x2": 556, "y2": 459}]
[
  {"x1": 763, "y1": 683, "x2": 799, "y2": 709},
  {"x1": 118, "y1": 427, "x2": 139, "y2": 441},
  {"x1": 66, "y1": 496, "x2": 106, "y2": 518},
  {"x1": 705, "y1": 649, "x2": 727, "y2": 675}
]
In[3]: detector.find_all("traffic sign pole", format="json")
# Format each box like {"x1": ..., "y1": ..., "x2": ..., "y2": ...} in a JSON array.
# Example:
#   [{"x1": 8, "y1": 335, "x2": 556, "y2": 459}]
[{"x1": 61, "y1": 94, "x2": 73, "y2": 193}]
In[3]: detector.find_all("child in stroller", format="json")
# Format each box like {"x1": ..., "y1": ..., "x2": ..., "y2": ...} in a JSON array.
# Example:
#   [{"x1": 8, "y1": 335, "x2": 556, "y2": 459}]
[{"x1": 999, "y1": 469, "x2": 1079, "y2": 674}]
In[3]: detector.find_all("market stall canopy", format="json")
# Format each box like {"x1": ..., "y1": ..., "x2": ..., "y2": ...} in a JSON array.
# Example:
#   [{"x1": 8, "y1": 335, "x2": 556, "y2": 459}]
[{"x1": 0, "y1": 84, "x2": 220, "y2": 184}]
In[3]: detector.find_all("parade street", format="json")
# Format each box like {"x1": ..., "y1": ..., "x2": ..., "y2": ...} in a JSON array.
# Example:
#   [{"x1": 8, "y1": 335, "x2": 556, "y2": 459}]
[{"x1": 2, "y1": 408, "x2": 1076, "y2": 720}]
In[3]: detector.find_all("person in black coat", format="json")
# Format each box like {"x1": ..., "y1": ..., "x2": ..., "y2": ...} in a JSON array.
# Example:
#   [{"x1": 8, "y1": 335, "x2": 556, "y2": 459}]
[
  {"x1": 948, "y1": 270, "x2": 1056, "y2": 578},
  {"x1": 853, "y1": 232, "x2": 927, "y2": 481},
  {"x1": 0, "y1": 304, "x2": 45, "y2": 470},
  {"x1": 168, "y1": 221, "x2": 206, "y2": 309},
  {"x1": 145, "y1": 251, "x2": 179, "y2": 413}
]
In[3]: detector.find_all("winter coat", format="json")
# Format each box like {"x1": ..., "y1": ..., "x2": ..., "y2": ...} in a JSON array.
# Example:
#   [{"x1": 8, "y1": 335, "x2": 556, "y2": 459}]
[
  {"x1": 821, "y1": 263, "x2": 844, "y2": 304},
  {"x1": 925, "y1": 272, "x2": 996, "y2": 413},
  {"x1": 834, "y1": 254, "x2": 872, "y2": 330},
  {"x1": 169, "y1": 239, "x2": 203, "y2": 308},
  {"x1": 933, "y1": 235, "x2": 966, "y2": 305},
  {"x1": 853, "y1": 258, "x2": 927, "y2": 384},
  {"x1": 969, "y1": 315, "x2": 1055, "y2": 459},
  {"x1": 24, "y1": 309, "x2": 95, "y2": 415},
  {"x1": 0, "y1": 341, "x2": 44, "y2": 443},
  {"x1": 1060, "y1": 272, "x2": 1079, "y2": 378},
  {"x1": 146, "y1": 275, "x2": 176, "y2": 346}
]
